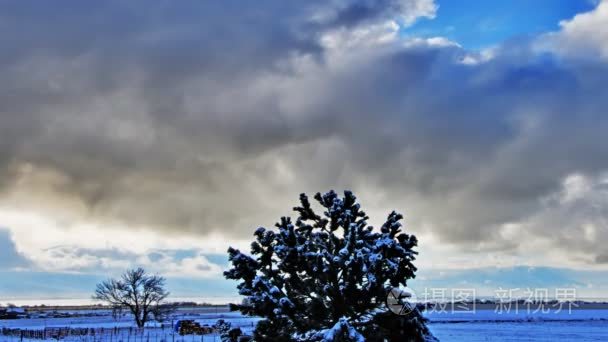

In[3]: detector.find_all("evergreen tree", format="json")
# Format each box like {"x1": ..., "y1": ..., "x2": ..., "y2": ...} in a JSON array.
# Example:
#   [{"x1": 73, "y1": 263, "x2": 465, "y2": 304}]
[{"x1": 224, "y1": 190, "x2": 436, "y2": 341}]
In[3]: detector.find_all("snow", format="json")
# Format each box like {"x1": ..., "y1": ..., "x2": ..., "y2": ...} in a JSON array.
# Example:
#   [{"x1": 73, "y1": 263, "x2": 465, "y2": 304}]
[
  {"x1": 428, "y1": 320, "x2": 607, "y2": 342},
  {"x1": 269, "y1": 286, "x2": 281, "y2": 295},
  {"x1": 6, "y1": 308, "x2": 25, "y2": 314},
  {"x1": 322, "y1": 318, "x2": 365, "y2": 342},
  {"x1": 425, "y1": 308, "x2": 608, "y2": 322},
  {"x1": 0, "y1": 307, "x2": 259, "y2": 342},
  {"x1": 426, "y1": 309, "x2": 608, "y2": 341},
  {"x1": 2, "y1": 307, "x2": 608, "y2": 341},
  {"x1": 278, "y1": 298, "x2": 294, "y2": 308},
  {"x1": 368, "y1": 253, "x2": 382, "y2": 262}
]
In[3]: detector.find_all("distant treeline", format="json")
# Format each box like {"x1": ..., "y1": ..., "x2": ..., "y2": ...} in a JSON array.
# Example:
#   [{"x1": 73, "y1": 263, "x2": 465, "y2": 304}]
[{"x1": 1, "y1": 302, "x2": 229, "y2": 312}]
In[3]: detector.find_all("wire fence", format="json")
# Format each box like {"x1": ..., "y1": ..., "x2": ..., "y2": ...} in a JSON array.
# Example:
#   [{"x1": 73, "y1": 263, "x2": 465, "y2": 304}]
[{"x1": 0, "y1": 327, "x2": 224, "y2": 342}]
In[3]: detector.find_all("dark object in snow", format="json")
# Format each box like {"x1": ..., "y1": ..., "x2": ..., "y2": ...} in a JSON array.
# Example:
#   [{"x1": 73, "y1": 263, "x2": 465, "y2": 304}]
[
  {"x1": 224, "y1": 190, "x2": 436, "y2": 341},
  {"x1": 178, "y1": 319, "x2": 215, "y2": 335}
]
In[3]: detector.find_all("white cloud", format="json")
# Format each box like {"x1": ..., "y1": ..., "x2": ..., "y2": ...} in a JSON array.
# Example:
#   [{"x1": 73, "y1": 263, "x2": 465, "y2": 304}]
[
  {"x1": 320, "y1": 20, "x2": 402, "y2": 50},
  {"x1": 0, "y1": 206, "x2": 246, "y2": 276},
  {"x1": 396, "y1": 0, "x2": 437, "y2": 25},
  {"x1": 540, "y1": 0, "x2": 608, "y2": 60}
]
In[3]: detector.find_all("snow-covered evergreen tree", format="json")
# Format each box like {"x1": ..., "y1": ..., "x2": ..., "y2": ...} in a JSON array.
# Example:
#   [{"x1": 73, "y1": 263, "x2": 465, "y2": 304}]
[{"x1": 224, "y1": 190, "x2": 436, "y2": 341}]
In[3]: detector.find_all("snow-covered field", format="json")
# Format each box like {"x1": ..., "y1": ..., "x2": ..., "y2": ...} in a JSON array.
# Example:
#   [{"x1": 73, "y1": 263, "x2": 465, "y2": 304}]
[
  {"x1": 426, "y1": 309, "x2": 608, "y2": 341},
  {"x1": 0, "y1": 307, "x2": 258, "y2": 342},
  {"x1": 1, "y1": 307, "x2": 608, "y2": 341}
]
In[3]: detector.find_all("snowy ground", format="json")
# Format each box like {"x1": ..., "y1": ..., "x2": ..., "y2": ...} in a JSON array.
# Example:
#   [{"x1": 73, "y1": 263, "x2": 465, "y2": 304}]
[
  {"x1": 0, "y1": 307, "x2": 258, "y2": 342},
  {"x1": 1, "y1": 307, "x2": 607, "y2": 341},
  {"x1": 426, "y1": 309, "x2": 608, "y2": 341},
  {"x1": 428, "y1": 320, "x2": 607, "y2": 342}
]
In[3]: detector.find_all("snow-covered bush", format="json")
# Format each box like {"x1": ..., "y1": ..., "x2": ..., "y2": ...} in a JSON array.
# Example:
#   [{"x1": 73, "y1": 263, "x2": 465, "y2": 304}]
[
  {"x1": 216, "y1": 319, "x2": 248, "y2": 342},
  {"x1": 224, "y1": 190, "x2": 435, "y2": 341}
]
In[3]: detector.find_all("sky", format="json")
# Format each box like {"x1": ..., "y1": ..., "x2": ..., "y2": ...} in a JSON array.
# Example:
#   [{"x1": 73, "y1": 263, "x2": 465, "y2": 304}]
[{"x1": 1, "y1": 0, "x2": 608, "y2": 304}]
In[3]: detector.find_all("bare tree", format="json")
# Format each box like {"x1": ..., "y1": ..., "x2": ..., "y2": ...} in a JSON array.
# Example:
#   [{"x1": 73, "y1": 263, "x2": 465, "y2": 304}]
[
  {"x1": 93, "y1": 267, "x2": 170, "y2": 328},
  {"x1": 150, "y1": 302, "x2": 178, "y2": 323}
]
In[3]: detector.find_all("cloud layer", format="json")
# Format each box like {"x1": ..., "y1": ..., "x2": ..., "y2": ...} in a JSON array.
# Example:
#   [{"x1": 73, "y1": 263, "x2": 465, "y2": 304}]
[{"x1": 1, "y1": 0, "x2": 608, "y2": 276}]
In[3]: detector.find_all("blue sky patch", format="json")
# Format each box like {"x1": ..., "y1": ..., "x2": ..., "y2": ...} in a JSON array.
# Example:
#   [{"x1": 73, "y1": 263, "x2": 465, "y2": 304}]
[{"x1": 404, "y1": 0, "x2": 596, "y2": 49}]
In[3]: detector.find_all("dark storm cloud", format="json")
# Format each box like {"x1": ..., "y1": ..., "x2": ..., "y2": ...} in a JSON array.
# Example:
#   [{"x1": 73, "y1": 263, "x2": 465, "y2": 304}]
[
  {"x1": 597, "y1": 255, "x2": 608, "y2": 264},
  {"x1": 1, "y1": 1, "x2": 608, "y2": 265}
]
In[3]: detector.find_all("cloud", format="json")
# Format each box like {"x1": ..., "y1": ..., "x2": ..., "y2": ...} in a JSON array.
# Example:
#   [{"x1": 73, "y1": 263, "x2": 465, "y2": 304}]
[
  {"x1": 17, "y1": 243, "x2": 223, "y2": 277},
  {"x1": 0, "y1": 0, "x2": 608, "y2": 276},
  {"x1": 542, "y1": 0, "x2": 608, "y2": 60},
  {"x1": 512, "y1": 173, "x2": 608, "y2": 266},
  {"x1": 314, "y1": 0, "x2": 436, "y2": 28},
  {"x1": 0, "y1": 228, "x2": 30, "y2": 270},
  {"x1": 0, "y1": 0, "x2": 437, "y2": 237}
]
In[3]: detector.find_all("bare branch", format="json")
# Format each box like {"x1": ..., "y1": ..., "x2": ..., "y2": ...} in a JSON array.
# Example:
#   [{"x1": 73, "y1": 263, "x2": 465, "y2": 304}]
[{"x1": 93, "y1": 268, "x2": 170, "y2": 328}]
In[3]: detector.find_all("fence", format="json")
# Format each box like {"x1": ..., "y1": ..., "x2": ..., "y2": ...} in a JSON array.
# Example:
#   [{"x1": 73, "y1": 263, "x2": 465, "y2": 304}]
[{"x1": 0, "y1": 326, "x2": 224, "y2": 342}]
